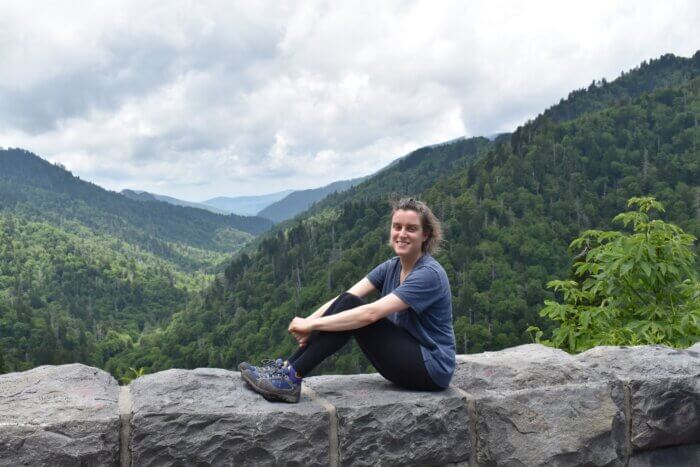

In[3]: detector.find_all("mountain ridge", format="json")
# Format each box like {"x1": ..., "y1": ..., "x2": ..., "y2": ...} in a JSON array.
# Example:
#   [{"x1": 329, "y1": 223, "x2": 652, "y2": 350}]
[
  {"x1": 121, "y1": 189, "x2": 229, "y2": 215},
  {"x1": 257, "y1": 177, "x2": 369, "y2": 223},
  {"x1": 0, "y1": 149, "x2": 273, "y2": 268}
]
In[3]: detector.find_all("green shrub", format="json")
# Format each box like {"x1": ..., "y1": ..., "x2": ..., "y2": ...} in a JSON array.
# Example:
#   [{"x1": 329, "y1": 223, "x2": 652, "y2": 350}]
[{"x1": 529, "y1": 196, "x2": 699, "y2": 352}]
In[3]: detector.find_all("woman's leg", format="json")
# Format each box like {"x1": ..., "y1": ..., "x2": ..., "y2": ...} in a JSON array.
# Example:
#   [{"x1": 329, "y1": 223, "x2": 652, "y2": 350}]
[
  {"x1": 288, "y1": 292, "x2": 364, "y2": 376},
  {"x1": 354, "y1": 318, "x2": 441, "y2": 391},
  {"x1": 286, "y1": 292, "x2": 440, "y2": 391}
]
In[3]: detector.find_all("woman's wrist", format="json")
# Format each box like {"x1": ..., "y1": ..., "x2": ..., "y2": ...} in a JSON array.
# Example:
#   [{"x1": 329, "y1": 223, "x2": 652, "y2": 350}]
[{"x1": 308, "y1": 317, "x2": 320, "y2": 331}]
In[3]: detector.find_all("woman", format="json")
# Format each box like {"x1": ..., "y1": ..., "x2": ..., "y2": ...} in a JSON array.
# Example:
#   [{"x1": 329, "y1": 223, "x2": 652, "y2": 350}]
[{"x1": 239, "y1": 197, "x2": 455, "y2": 403}]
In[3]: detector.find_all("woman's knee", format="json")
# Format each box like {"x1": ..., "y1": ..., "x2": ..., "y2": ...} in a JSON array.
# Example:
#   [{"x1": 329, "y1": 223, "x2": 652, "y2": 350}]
[
  {"x1": 338, "y1": 292, "x2": 364, "y2": 307},
  {"x1": 325, "y1": 292, "x2": 365, "y2": 316}
]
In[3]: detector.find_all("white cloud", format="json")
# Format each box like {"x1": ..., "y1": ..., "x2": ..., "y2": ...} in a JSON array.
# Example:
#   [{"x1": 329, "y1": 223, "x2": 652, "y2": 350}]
[{"x1": 0, "y1": 0, "x2": 697, "y2": 200}]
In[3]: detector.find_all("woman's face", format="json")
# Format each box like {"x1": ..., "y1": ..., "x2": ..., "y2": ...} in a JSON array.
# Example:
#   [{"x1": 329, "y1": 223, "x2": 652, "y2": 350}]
[{"x1": 390, "y1": 209, "x2": 427, "y2": 258}]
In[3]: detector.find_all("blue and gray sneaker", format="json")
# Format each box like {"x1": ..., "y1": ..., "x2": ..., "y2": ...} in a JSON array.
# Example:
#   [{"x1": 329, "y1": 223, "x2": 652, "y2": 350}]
[
  {"x1": 238, "y1": 358, "x2": 284, "y2": 377},
  {"x1": 241, "y1": 365, "x2": 301, "y2": 403}
]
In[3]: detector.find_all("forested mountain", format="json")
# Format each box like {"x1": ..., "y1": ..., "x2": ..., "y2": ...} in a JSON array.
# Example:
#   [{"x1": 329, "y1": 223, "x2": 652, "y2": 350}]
[
  {"x1": 0, "y1": 149, "x2": 273, "y2": 269},
  {"x1": 258, "y1": 177, "x2": 368, "y2": 223},
  {"x1": 1, "y1": 53, "x2": 697, "y2": 380},
  {"x1": 121, "y1": 189, "x2": 229, "y2": 215},
  {"x1": 543, "y1": 52, "x2": 699, "y2": 123},
  {"x1": 0, "y1": 149, "x2": 272, "y2": 374},
  {"x1": 0, "y1": 213, "x2": 202, "y2": 372},
  {"x1": 314, "y1": 136, "x2": 493, "y2": 210},
  {"x1": 204, "y1": 190, "x2": 294, "y2": 216},
  {"x1": 99, "y1": 53, "x2": 698, "y2": 380}
]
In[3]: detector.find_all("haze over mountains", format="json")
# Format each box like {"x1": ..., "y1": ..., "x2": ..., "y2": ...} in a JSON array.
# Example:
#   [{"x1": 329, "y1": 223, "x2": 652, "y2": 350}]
[
  {"x1": 203, "y1": 191, "x2": 293, "y2": 216},
  {"x1": 1, "y1": 52, "x2": 698, "y2": 379},
  {"x1": 122, "y1": 177, "x2": 368, "y2": 223}
]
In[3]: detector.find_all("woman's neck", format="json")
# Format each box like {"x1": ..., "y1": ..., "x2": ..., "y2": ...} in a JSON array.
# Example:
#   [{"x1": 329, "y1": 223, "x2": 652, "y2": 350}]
[{"x1": 399, "y1": 252, "x2": 423, "y2": 275}]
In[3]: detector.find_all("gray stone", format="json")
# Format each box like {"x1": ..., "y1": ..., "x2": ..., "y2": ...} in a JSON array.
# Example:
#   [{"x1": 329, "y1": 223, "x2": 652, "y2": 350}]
[
  {"x1": 0, "y1": 363, "x2": 120, "y2": 467},
  {"x1": 305, "y1": 373, "x2": 470, "y2": 466},
  {"x1": 575, "y1": 345, "x2": 698, "y2": 381},
  {"x1": 473, "y1": 382, "x2": 622, "y2": 466},
  {"x1": 688, "y1": 341, "x2": 700, "y2": 354},
  {"x1": 628, "y1": 443, "x2": 700, "y2": 467},
  {"x1": 577, "y1": 345, "x2": 700, "y2": 453},
  {"x1": 452, "y1": 344, "x2": 601, "y2": 397},
  {"x1": 629, "y1": 376, "x2": 700, "y2": 451},
  {"x1": 129, "y1": 367, "x2": 330, "y2": 466}
]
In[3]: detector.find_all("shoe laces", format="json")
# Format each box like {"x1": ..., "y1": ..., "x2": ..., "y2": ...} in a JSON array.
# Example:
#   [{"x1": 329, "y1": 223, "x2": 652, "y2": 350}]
[{"x1": 258, "y1": 358, "x2": 284, "y2": 371}]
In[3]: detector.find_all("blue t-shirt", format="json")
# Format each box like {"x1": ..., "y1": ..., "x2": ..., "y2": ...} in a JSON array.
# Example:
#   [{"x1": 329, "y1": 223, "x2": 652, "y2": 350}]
[{"x1": 366, "y1": 254, "x2": 455, "y2": 388}]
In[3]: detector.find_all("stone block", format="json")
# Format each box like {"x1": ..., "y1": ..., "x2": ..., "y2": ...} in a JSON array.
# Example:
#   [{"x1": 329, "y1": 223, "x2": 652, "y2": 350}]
[
  {"x1": 628, "y1": 443, "x2": 700, "y2": 467},
  {"x1": 629, "y1": 375, "x2": 700, "y2": 451},
  {"x1": 473, "y1": 383, "x2": 622, "y2": 466},
  {"x1": 575, "y1": 345, "x2": 698, "y2": 381},
  {"x1": 129, "y1": 367, "x2": 330, "y2": 466},
  {"x1": 577, "y1": 344, "x2": 700, "y2": 454},
  {"x1": 452, "y1": 344, "x2": 601, "y2": 397},
  {"x1": 305, "y1": 373, "x2": 470, "y2": 466},
  {"x1": 0, "y1": 364, "x2": 120, "y2": 467}
]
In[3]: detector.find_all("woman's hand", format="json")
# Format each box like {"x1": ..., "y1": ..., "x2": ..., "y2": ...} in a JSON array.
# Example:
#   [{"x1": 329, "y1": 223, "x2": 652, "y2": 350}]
[{"x1": 288, "y1": 317, "x2": 313, "y2": 347}]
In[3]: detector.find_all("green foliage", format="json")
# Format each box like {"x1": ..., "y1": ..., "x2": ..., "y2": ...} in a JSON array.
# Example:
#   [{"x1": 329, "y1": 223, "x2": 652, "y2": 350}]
[
  {"x1": 119, "y1": 366, "x2": 147, "y2": 385},
  {"x1": 0, "y1": 346, "x2": 6, "y2": 374},
  {"x1": 3, "y1": 53, "x2": 699, "y2": 380},
  {"x1": 259, "y1": 177, "x2": 367, "y2": 223},
  {"x1": 0, "y1": 148, "x2": 266, "y2": 271},
  {"x1": 0, "y1": 214, "x2": 206, "y2": 374},
  {"x1": 543, "y1": 52, "x2": 700, "y2": 123},
  {"x1": 534, "y1": 197, "x2": 699, "y2": 352},
  {"x1": 110, "y1": 61, "x2": 699, "y2": 378}
]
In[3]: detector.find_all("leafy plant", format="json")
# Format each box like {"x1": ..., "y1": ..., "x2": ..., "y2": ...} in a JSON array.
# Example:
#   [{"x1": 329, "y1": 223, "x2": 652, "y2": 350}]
[
  {"x1": 119, "y1": 367, "x2": 147, "y2": 385},
  {"x1": 529, "y1": 197, "x2": 699, "y2": 352}
]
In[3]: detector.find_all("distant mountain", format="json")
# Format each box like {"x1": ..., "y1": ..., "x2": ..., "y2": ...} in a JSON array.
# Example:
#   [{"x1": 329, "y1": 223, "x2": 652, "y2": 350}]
[
  {"x1": 203, "y1": 190, "x2": 294, "y2": 216},
  {"x1": 0, "y1": 149, "x2": 273, "y2": 269},
  {"x1": 257, "y1": 177, "x2": 368, "y2": 223},
  {"x1": 310, "y1": 136, "x2": 493, "y2": 212},
  {"x1": 121, "y1": 189, "x2": 228, "y2": 215}
]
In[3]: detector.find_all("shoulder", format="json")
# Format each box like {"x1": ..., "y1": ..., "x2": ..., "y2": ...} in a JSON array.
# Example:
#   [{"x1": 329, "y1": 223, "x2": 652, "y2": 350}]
[
  {"x1": 377, "y1": 256, "x2": 400, "y2": 270},
  {"x1": 415, "y1": 255, "x2": 450, "y2": 286},
  {"x1": 418, "y1": 254, "x2": 447, "y2": 275}
]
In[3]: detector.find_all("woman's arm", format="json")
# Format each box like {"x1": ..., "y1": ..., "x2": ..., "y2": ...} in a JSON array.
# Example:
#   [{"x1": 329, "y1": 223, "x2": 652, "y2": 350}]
[
  {"x1": 305, "y1": 278, "x2": 377, "y2": 320},
  {"x1": 290, "y1": 292, "x2": 408, "y2": 335}
]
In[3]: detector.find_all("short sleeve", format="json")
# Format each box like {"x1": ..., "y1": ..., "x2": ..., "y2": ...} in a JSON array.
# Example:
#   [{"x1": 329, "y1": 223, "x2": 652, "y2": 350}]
[
  {"x1": 366, "y1": 259, "x2": 390, "y2": 290},
  {"x1": 391, "y1": 266, "x2": 443, "y2": 314}
]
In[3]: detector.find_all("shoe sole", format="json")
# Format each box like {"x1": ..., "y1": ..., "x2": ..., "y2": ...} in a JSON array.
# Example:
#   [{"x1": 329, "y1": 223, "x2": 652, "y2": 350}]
[{"x1": 240, "y1": 370, "x2": 300, "y2": 403}]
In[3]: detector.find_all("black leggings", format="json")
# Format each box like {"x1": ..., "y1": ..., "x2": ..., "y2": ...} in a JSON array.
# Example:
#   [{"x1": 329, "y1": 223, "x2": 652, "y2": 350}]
[{"x1": 288, "y1": 293, "x2": 441, "y2": 391}]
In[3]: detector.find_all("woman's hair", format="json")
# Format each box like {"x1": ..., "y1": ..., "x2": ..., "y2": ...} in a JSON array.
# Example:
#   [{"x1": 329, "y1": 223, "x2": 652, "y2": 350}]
[{"x1": 391, "y1": 197, "x2": 443, "y2": 254}]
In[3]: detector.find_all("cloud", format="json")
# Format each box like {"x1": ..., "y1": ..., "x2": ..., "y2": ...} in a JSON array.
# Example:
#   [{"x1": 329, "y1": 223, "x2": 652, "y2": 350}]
[{"x1": 0, "y1": 0, "x2": 697, "y2": 200}]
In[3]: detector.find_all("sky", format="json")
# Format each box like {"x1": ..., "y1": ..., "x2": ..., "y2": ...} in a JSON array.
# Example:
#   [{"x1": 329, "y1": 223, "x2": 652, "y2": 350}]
[{"x1": 0, "y1": 1, "x2": 698, "y2": 201}]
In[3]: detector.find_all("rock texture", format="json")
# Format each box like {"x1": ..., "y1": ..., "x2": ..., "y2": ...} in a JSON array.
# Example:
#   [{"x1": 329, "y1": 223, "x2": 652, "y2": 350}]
[
  {"x1": 0, "y1": 363, "x2": 120, "y2": 467},
  {"x1": 305, "y1": 374, "x2": 470, "y2": 466},
  {"x1": 129, "y1": 367, "x2": 330, "y2": 466},
  {"x1": 452, "y1": 344, "x2": 602, "y2": 396},
  {"x1": 473, "y1": 383, "x2": 621, "y2": 466},
  {"x1": 452, "y1": 344, "x2": 623, "y2": 466},
  {"x1": 1, "y1": 343, "x2": 698, "y2": 466},
  {"x1": 577, "y1": 345, "x2": 700, "y2": 454},
  {"x1": 628, "y1": 443, "x2": 700, "y2": 466}
]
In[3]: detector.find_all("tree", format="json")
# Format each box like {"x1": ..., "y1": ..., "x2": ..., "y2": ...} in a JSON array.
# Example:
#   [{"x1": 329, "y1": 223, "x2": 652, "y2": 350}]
[{"x1": 530, "y1": 197, "x2": 699, "y2": 352}]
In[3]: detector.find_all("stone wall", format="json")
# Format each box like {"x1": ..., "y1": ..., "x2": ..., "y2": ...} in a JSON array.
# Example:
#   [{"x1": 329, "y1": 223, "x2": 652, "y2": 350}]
[{"x1": 1, "y1": 343, "x2": 698, "y2": 466}]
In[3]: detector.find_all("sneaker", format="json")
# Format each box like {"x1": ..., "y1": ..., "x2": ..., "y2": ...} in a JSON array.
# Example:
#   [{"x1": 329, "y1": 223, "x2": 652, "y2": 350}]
[
  {"x1": 238, "y1": 358, "x2": 283, "y2": 377},
  {"x1": 241, "y1": 365, "x2": 301, "y2": 403}
]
